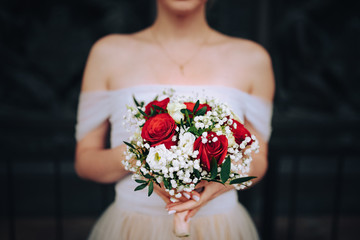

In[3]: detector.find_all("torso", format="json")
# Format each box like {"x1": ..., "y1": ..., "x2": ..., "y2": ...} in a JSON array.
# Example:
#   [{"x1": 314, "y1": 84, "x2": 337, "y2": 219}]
[{"x1": 98, "y1": 28, "x2": 267, "y2": 95}]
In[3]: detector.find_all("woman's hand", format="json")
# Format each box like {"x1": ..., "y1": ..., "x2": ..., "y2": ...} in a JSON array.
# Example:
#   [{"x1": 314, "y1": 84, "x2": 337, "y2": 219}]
[
  {"x1": 153, "y1": 183, "x2": 201, "y2": 206},
  {"x1": 165, "y1": 181, "x2": 234, "y2": 221}
]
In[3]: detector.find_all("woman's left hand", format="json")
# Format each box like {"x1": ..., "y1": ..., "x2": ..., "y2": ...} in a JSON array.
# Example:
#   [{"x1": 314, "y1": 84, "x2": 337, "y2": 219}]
[{"x1": 165, "y1": 181, "x2": 234, "y2": 221}]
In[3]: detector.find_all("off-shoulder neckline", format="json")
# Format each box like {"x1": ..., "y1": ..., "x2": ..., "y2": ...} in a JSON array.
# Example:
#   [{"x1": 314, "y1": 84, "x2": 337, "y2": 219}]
[{"x1": 80, "y1": 84, "x2": 272, "y2": 105}]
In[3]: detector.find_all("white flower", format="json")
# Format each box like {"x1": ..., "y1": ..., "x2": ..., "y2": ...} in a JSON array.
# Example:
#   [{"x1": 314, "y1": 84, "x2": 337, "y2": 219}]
[
  {"x1": 171, "y1": 179, "x2": 178, "y2": 188},
  {"x1": 167, "y1": 102, "x2": 186, "y2": 123},
  {"x1": 228, "y1": 134, "x2": 236, "y2": 147},
  {"x1": 178, "y1": 132, "x2": 195, "y2": 155},
  {"x1": 145, "y1": 145, "x2": 171, "y2": 171}
]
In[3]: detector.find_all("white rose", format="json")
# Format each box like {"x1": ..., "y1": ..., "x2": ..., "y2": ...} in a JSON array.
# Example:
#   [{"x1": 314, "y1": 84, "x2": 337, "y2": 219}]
[
  {"x1": 179, "y1": 132, "x2": 196, "y2": 155},
  {"x1": 167, "y1": 102, "x2": 186, "y2": 123}
]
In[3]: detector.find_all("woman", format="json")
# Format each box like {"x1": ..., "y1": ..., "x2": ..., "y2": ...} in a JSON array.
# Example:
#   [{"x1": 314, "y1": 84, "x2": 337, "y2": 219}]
[{"x1": 75, "y1": 0, "x2": 274, "y2": 239}]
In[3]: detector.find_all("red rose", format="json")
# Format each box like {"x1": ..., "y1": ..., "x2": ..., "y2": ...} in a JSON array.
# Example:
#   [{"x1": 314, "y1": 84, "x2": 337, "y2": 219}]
[
  {"x1": 230, "y1": 119, "x2": 253, "y2": 145},
  {"x1": 141, "y1": 113, "x2": 177, "y2": 149},
  {"x1": 184, "y1": 102, "x2": 211, "y2": 117},
  {"x1": 144, "y1": 98, "x2": 170, "y2": 118},
  {"x1": 193, "y1": 131, "x2": 228, "y2": 171}
]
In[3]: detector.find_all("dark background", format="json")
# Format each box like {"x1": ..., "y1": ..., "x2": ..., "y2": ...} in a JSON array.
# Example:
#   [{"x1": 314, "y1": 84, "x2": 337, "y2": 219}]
[{"x1": 1, "y1": 0, "x2": 359, "y2": 239}]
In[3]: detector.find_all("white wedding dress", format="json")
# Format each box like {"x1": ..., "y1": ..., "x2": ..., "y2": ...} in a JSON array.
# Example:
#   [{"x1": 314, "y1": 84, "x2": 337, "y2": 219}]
[{"x1": 75, "y1": 84, "x2": 273, "y2": 240}]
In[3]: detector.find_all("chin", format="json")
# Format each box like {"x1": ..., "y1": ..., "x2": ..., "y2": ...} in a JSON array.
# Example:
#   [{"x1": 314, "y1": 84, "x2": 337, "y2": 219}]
[{"x1": 158, "y1": 0, "x2": 207, "y2": 15}]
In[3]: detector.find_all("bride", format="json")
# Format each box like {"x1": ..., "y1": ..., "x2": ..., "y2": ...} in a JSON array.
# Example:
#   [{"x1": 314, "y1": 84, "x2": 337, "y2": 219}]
[{"x1": 75, "y1": 0, "x2": 274, "y2": 239}]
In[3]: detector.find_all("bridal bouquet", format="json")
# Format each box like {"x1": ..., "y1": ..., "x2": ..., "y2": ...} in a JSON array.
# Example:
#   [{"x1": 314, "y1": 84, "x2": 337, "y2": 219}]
[{"x1": 122, "y1": 89, "x2": 259, "y2": 237}]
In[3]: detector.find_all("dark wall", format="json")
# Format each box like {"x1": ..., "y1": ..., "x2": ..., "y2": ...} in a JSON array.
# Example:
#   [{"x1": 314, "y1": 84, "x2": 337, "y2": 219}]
[{"x1": 1, "y1": 0, "x2": 359, "y2": 240}]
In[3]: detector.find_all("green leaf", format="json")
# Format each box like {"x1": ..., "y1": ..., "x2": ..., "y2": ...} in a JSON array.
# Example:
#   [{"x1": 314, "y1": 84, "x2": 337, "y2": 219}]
[
  {"x1": 201, "y1": 178, "x2": 223, "y2": 183},
  {"x1": 144, "y1": 162, "x2": 151, "y2": 170},
  {"x1": 154, "y1": 181, "x2": 161, "y2": 188},
  {"x1": 184, "y1": 110, "x2": 190, "y2": 125},
  {"x1": 193, "y1": 100, "x2": 200, "y2": 114},
  {"x1": 138, "y1": 108, "x2": 147, "y2": 117},
  {"x1": 123, "y1": 141, "x2": 136, "y2": 150},
  {"x1": 133, "y1": 95, "x2": 141, "y2": 107},
  {"x1": 180, "y1": 109, "x2": 190, "y2": 114},
  {"x1": 197, "y1": 129, "x2": 206, "y2": 136},
  {"x1": 148, "y1": 181, "x2": 154, "y2": 196},
  {"x1": 208, "y1": 179, "x2": 223, "y2": 184},
  {"x1": 144, "y1": 174, "x2": 152, "y2": 179},
  {"x1": 153, "y1": 105, "x2": 165, "y2": 111},
  {"x1": 188, "y1": 126, "x2": 199, "y2": 136},
  {"x1": 195, "y1": 106, "x2": 207, "y2": 116},
  {"x1": 210, "y1": 157, "x2": 218, "y2": 180},
  {"x1": 220, "y1": 156, "x2": 231, "y2": 183},
  {"x1": 193, "y1": 169, "x2": 201, "y2": 179},
  {"x1": 153, "y1": 95, "x2": 159, "y2": 101},
  {"x1": 135, "y1": 179, "x2": 147, "y2": 184},
  {"x1": 150, "y1": 108, "x2": 155, "y2": 115},
  {"x1": 230, "y1": 176, "x2": 257, "y2": 185},
  {"x1": 163, "y1": 178, "x2": 171, "y2": 190},
  {"x1": 134, "y1": 183, "x2": 148, "y2": 191}
]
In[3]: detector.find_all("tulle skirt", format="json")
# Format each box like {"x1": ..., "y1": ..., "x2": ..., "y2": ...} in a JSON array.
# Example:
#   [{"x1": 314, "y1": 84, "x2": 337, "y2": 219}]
[{"x1": 88, "y1": 176, "x2": 259, "y2": 240}]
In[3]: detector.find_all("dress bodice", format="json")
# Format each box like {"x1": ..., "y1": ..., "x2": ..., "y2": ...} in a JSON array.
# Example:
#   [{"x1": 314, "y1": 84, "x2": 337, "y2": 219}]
[{"x1": 75, "y1": 84, "x2": 273, "y2": 146}]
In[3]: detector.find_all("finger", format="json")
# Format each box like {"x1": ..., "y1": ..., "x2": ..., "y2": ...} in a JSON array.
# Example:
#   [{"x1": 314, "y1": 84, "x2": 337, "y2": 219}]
[
  {"x1": 190, "y1": 190, "x2": 201, "y2": 202},
  {"x1": 198, "y1": 181, "x2": 226, "y2": 201},
  {"x1": 165, "y1": 189, "x2": 202, "y2": 209},
  {"x1": 153, "y1": 187, "x2": 171, "y2": 204},
  {"x1": 167, "y1": 182, "x2": 223, "y2": 211},
  {"x1": 193, "y1": 180, "x2": 208, "y2": 189},
  {"x1": 185, "y1": 207, "x2": 200, "y2": 222},
  {"x1": 175, "y1": 192, "x2": 193, "y2": 202},
  {"x1": 182, "y1": 192, "x2": 192, "y2": 200},
  {"x1": 167, "y1": 199, "x2": 201, "y2": 213}
]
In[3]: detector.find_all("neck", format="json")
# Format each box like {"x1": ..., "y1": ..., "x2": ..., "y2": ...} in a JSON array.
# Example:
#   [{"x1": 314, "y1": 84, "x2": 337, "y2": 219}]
[{"x1": 152, "y1": 2, "x2": 211, "y2": 41}]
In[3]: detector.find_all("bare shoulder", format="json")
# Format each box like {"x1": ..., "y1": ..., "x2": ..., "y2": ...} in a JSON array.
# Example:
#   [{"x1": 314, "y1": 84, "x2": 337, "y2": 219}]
[
  {"x1": 233, "y1": 38, "x2": 274, "y2": 101},
  {"x1": 88, "y1": 33, "x2": 138, "y2": 65},
  {"x1": 92, "y1": 33, "x2": 141, "y2": 52},
  {"x1": 215, "y1": 34, "x2": 275, "y2": 101},
  {"x1": 80, "y1": 33, "x2": 141, "y2": 92}
]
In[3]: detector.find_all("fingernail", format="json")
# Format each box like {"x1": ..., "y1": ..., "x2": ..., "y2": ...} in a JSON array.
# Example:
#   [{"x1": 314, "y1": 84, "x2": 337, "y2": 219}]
[
  {"x1": 183, "y1": 193, "x2": 191, "y2": 199},
  {"x1": 186, "y1": 218, "x2": 192, "y2": 223},
  {"x1": 192, "y1": 195, "x2": 200, "y2": 202},
  {"x1": 170, "y1": 197, "x2": 179, "y2": 203},
  {"x1": 168, "y1": 210, "x2": 176, "y2": 215}
]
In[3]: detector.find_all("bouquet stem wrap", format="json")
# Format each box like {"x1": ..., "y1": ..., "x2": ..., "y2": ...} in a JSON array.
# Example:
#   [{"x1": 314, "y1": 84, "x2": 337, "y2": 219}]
[{"x1": 173, "y1": 211, "x2": 190, "y2": 238}]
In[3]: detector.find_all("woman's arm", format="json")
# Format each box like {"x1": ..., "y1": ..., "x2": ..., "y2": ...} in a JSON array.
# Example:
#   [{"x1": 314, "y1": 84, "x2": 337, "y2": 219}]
[
  {"x1": 75, "y1": 123, "x2": 130, "y2": 183},
  {"x1": 74, "y1": 36, "x2": 130, "y2": 183}
]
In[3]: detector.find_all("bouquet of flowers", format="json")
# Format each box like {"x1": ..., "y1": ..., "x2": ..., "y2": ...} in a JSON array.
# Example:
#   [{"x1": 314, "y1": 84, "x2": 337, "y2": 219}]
[{"x1": 122, "y1": 89, "x2": 259, "y2": 237}]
